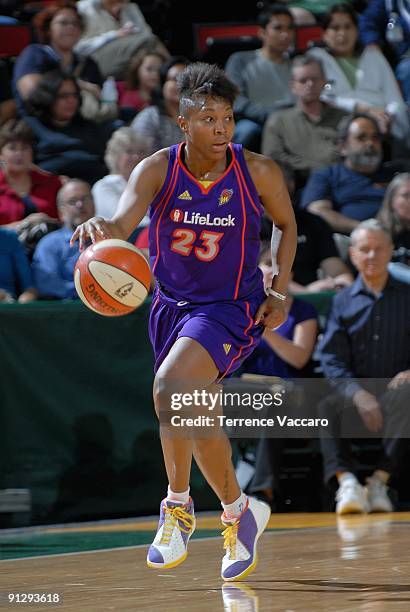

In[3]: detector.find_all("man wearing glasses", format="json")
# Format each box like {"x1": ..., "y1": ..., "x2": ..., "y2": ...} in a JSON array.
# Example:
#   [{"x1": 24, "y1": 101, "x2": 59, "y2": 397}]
[{"x1": 32, "y1": 179, "x2": 95, "y2": 300}]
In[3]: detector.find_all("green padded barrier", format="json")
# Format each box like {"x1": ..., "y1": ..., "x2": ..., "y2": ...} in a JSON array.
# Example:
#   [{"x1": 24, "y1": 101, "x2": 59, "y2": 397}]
[
  {"x1": 0, "y1": 292, "x2": 333, "y2": 526},
  {"x1": 0, "y1": 299, "x2": 218, "y2": 526}
]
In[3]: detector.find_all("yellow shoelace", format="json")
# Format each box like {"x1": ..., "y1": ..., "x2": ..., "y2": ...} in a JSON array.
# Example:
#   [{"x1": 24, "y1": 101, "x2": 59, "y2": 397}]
[
  {"x1": 160, "y1": 505, "x2": 194, "y2": 545},
  {"x1": 222, "y1": 521, "x2": 239, "y2": 560}
]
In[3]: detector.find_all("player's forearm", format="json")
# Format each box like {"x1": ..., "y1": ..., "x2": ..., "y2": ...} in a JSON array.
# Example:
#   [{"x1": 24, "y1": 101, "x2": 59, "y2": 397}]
[
  {"x1": 111, "y1": 203, "x2": 149, "y2": 240},
  {"x1": 106, "y1": 219, "x2": 133, "y2": 241}
]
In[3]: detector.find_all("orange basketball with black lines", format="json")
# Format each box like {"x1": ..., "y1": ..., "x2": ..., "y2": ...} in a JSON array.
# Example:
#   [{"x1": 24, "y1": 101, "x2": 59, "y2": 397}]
[{"x1": 74, "y1": 239, "x2": 151, "y2": 316}]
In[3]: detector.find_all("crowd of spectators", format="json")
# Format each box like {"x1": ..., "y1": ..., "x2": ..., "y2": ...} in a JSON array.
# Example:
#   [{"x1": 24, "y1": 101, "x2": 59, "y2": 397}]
[{"x1": 1, "y1": 0, "x2": 409, "y2": 514}]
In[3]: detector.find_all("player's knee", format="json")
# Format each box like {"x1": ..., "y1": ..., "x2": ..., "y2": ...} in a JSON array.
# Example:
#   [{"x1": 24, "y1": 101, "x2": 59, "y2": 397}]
[
  {"x1": 153, "y1": 376, "x2": 175, "y2": 420},
  {"x1": 153, "y1": 377, "x2": 164, "y2": 419},
  {"x1": 153, "y1": 386, "x2": 164, "y2": 419}
]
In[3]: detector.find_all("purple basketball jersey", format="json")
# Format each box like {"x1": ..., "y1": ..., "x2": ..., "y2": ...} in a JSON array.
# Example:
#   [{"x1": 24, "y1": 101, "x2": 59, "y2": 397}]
[{"x1": 149, "y1": 143, "x2": 265, "y2": 303}]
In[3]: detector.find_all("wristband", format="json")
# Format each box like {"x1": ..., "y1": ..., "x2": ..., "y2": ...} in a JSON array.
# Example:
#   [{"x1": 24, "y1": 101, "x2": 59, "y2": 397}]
[{"x1": 266, "y1": 288, "x2": 286, "y2": 301}]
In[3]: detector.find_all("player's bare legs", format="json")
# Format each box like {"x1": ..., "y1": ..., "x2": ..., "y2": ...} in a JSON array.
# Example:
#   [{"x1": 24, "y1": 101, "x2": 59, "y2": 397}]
[
  {"x1": 148, "y1": 337, "x2": 270, "y2": 579},
  {"x1": 153, "y1": 337, "x2": 240, "y2": 502},
  {"x1": 193, "y1": 429, "x2": 240, "y2": 504},
  {"x1": 148, "y1": 337, "x2": 247, "y2": 570}
]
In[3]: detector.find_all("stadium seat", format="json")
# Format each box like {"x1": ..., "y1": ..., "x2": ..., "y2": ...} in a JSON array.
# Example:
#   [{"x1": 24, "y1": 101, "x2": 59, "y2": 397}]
[
  {"x1": 193, "y1": 22, "x2": 324, "y2": 62},
  {"x1": 0, "y1": 24, "x2": 31, "y2": 58},
  {"x1": 295, "y1": 24, "x2": 323, "y2": 50}
]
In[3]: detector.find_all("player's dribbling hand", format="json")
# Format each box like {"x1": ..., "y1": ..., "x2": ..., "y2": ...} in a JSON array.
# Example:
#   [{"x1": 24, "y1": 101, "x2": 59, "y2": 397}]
[
  {"x1": 254, "y1": 295, "x2": 287, "y2": 330},
  {"x1": 70, "y1": 217, "x2": 113, "y2": 251}
]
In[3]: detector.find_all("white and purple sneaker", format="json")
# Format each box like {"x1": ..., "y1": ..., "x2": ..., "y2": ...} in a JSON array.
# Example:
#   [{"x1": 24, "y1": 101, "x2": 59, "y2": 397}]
[
  {"x1": 147, "y1": 498, "x2": 196, "y2": 569},
  {"x1": 221, "y1": 496, "x2": 271, "y2": 582}
]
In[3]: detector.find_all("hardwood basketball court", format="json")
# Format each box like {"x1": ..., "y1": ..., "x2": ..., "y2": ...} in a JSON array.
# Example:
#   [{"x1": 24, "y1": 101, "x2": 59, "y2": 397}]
[{"x1": 1, "y1": 512, "x2": 409, "y2": 611}]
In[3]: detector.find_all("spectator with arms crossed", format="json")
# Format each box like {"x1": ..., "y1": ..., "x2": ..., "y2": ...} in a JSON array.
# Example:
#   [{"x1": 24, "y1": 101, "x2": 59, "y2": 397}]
[
  {"x1": 301, "y1": 114, "x2": 404, "y2": 234},
  {"x1": 262, "y1": 163, "x2": 353, "y2": 291},
  {"x1": 318, "y1": 219, "x2": 410, "y2": 514},
  {"x1": 75, "y1": 0, "x2": 168, "y2": 79}
]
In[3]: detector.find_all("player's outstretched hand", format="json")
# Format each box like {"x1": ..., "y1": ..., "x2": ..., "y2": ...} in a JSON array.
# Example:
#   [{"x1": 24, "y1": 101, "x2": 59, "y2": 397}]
[
  {"x1": 254, "y1": 295, "x2": 287, "y2": 330},
  {"x1": 70, "y1": 216, "x2": 113, "y2": 251}
]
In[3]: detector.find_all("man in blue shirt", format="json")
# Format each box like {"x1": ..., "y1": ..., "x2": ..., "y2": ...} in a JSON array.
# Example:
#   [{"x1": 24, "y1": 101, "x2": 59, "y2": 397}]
[
  {"x1": 318, "y1": 219, "x2": 410, "y2": 514},
  {"x1": 301, "y1": 114, "x2": 403, "y2": 234},
  {"x1": 32, "y1": 179, "x2": 95, "y2": 299}
]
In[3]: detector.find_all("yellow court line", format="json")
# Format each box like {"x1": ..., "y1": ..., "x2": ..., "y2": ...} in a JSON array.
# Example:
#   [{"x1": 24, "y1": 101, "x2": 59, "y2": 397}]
[{"x1": 34, "y1": 512, "x2": 410, "y2": 535}]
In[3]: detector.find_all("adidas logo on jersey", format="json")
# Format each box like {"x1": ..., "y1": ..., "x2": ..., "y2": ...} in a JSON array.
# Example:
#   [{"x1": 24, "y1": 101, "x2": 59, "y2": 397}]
[
  {"x1": 223, "y1": 343, "x2": 232, "y2": 355},
  {"x1": 178, "y1": 190, "x2": 192, "y2": 200}
]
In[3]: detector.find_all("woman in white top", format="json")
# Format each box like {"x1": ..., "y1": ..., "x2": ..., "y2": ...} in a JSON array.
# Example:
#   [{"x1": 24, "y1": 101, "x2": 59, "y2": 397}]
[
  {"x1": 308, "y1": 3, "x2": 410, "y2": 145},
  {"x1": 92, "y1": 127, "x2": 150, "y2": 222}
]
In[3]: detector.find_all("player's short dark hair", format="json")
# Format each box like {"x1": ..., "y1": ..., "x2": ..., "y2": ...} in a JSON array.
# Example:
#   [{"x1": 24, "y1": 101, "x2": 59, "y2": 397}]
[{"x1": 177, "y1": 62, "x2": 239, "y2": 116}]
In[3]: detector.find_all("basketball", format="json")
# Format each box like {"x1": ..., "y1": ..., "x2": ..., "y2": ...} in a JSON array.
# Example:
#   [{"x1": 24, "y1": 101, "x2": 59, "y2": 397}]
[{"x1": 74, "y1": 238, "x2": 151, "y2": 317}]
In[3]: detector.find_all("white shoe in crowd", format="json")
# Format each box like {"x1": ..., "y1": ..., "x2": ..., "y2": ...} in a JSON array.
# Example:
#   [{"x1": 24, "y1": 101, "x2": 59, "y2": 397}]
[
  {"x1": 366, "y1": 476, "x2": 394, "y2": 513},
  {"x1": 335, "y1": 480, "x2": 369, "y2": 515}
]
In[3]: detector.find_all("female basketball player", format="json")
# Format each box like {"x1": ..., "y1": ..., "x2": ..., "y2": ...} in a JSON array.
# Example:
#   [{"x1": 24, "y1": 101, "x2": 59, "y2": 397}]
[{"x1": 71, "y1": 62, "x2": 297, "y2": 581}]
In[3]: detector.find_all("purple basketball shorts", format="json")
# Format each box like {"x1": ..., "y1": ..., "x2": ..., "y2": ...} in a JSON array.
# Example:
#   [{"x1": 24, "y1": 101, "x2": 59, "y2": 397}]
[{"x1": 149, "y1": 287, "x2": 266, "y2": 378}]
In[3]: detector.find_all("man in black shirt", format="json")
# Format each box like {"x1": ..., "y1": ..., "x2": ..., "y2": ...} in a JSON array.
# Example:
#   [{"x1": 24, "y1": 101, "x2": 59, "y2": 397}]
[{"x1": 319, "y1": 219, "x2": 410, "y2": 514}]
